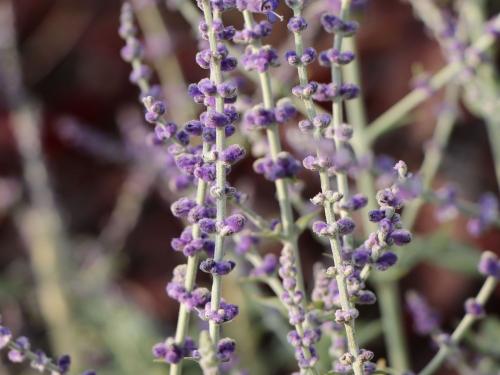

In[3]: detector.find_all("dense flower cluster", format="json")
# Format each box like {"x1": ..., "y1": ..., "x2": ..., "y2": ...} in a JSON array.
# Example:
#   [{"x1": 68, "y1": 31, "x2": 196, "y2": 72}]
[
  {"x1": 112, "y1": 1, "x2": 500, "y2": 375},
  {"x1": 0, "y1": 320, "x2": 95, "y2": 375}
]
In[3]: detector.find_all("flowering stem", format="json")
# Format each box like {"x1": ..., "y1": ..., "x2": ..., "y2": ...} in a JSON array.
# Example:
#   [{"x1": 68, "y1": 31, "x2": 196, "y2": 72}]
[
  {"x1": 343, "y1": 35, "x2": 410, "y2": 371},
  {"x1": 418, "y1": 276, "x2": 498, "y2": 375},
  {"x1": 330, "y1": 0, "x2": 354, "y2": 249},
  {"x1": 170, "y1": 155, "x2": 209, "y2": 375},
  {"x1": 293, "y1": 0, "x2": 363, "y2": 375},
  {"x1": 201, "y1": 0, "x2": 228, "y2": 347},
  {"x1": 242, "y1": 10, "x2": 305, "y2": 297}
]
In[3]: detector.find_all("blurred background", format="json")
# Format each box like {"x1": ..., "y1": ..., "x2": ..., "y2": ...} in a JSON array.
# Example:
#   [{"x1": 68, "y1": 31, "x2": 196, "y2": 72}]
[{"x1": 0, "y1": 0, "x2": 499, "y2": 374}]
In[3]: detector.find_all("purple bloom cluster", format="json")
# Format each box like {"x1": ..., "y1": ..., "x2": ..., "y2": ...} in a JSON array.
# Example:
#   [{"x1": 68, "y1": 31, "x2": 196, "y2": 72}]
[
  {"x1": 152, "y1": 337, "x2": 198, "y2": 364},
  {"x1": 279, "y1": 245, "x2": 319, "y2": 369},
  {"x1": 405, "y1": 291, "x2": 441, "y2": 335},
  {"x1": 253, "y1": 152, "x2": 301, "y2": 181},
  {"x1": 0, "y1": 322, "x2": 83, "y2": 375},
  {"x1": 351, "y1": 161, "x2": 413, "y2": 271},
  {"x1": 166, "y1": 265, "x2": 211, "y2": 310},
  {"x1": 467, "y1": 193, "x2": 499, "y2": 236}
]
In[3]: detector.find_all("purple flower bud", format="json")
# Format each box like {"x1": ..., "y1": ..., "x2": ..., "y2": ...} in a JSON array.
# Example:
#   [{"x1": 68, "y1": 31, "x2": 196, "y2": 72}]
[
  {"x1": 478, "y1": 251, "x2": 500, "y2": 278},
  {"x1": 0, "y1": 326, "x2": 12, "y2": 349},
  {"x1": 406, "y1": 291, "x2": 440, "y2": 335},
  {"x1": 389, "y1": 229, "x2": 412, "y2": 245},
  {"x1": 222, "y1": 214, "x2": 247, "y2": 235},
  {"x1": 312, "y1": 114, "x2": 331, "y2": 129},
  {"x1": 298, "y1": 119, "x2": 314, "y2": 132},
  {"x1": 287, "y1": 16, "x2": 307, "y2": 32},
  {"x1": 200, "y1": 258, "x2": 236, "y2": 275},
  {"x1": 336, "y1": 217, "x2": 356, "y2": 235},
  {"x1": 197, "y1": 78, "x2": 217, "y2": 96},
  {"x1": 203, "y1": 110, "x2": 230, "y2": 128},
  {"x1": 171, "y1": 197, "x2": 197, "y2": 217},
  {"x1": 300, "y1": 47, "x2": 317, "y2": 65},
  {"x1": 194, "y1": 163, "x2": 216, "y2": 182},
  {"x1": 221, "y1": 144, "x2": 246, "y2": 165},
  {"x1": 275, "y1": 99, "x2": 297, "y2": 123},
  {"x1": 199, "y1": 218, "x2": 217, "y2": 233},
  {"x1": 464, "y1": 298, "x2": 485, "y2": 318},
  {"x1": 285, "y1": 50, "x2": 300, "y2": 66},
  {"x1": 217, "y1": 337, "x2": 236, "y2": 362},
  {"x1": 375, "y1": 251, "x2": 398, "y2": 271},
  {"x1": 155, "y1": 122, "x2": 177, "y2": 141}
]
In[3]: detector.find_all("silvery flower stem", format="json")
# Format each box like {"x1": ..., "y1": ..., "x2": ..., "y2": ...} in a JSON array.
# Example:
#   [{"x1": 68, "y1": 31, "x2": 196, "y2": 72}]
[
  {"x1": 289, "y1": 3, "x2": 362, "y2": 374},
  {"x1": 331, "y1": 0, "x2": 354, "y2": 248},
  {"x1": 343, "y1": 34, "x2": 410, "y2": 371},
  {"x1": 418, "y1": 276, "x2": 498, "y2": 375},
  {"x1": 201, "y1": 1, "x2": 228, "y2": 346},
  {"x1": 242, "y1": 9, "x2": 306, "y2": 297},
  {"x1": 170, "y1": 153, "x2": 209, "y2": 375}
]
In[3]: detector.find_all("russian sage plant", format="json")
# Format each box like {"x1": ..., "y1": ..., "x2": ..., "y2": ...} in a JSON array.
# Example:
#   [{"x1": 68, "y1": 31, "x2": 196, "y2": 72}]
[
  {"x1": 2, "y1": 0, "x2": 500, "y2": 375},
  {"x1": 115, "y1": 0, "x2": 500, "y2": 374}
]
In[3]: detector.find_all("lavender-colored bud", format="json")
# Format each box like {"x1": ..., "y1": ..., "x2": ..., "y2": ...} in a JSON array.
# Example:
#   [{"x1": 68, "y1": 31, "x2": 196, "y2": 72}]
[
  {"x1": 298, "y1": 119, "x2": 313, "y2": 133},
  {"x1": 250, "y1": 254, "x2": 278, "y2": 277},
  {"x1": 352, "y1": 247, "x2": 371, "y2": 267},
  {"x1": 217, "y1": 338, "x2": 236, "y2": 362},
  {"x1": 199, "y1": 218, "x2": 217, "y2": 233},
  {"x1": 198, "y1": 78, "x2": 217, "y2": 96},
  {"x1": 340, "y1": 83, "x2": 360, "y2": 100},
  {"x1": 389, "y1": 229, "x2": 412, "y2": 245},
  {"x1": 0, "y1": 326, "x2": 12, "y2": 349},
  {"x1": 301, "y1": 48, "x2": 317, "y2": 65},
  {"x1": 221, "y1": 144, "x2": 246, "y2": 165},
  {"x1": 221, "y1": 56, "x2": 238, "y2": 71},
  {"x1": 375, "y1": 251, "x2": 398, "y2": 271},
  {"x1": 312, "y1": 114, "x2": 331, "y2": 129},
  {"x1": 478, "y1": 251, "x2": 500, "y2": 278},
  {"x1": 7, "y1": 336, "x2": 29, "y2": 363},
  {"x1": 406, "y1": 291, "x2": 440, "y2": 335},
  {"x1": 312, "y1": 83, "x2": 339, "y2": 101},
  {"x1": 335, "y1": 123, "x2": 354, "y2": 141},
  {"x1": 217, "y1": 81, "x2": 237, "y2": 98},
  {"x1": 336, "y1": 217, "x2": 356, "y2": 235},
  {"x1": 171, "y1": 197, "x2": 197, "y2": 217},
  {"x1": 275, "y1": 99, "x2": 297, "y2": 123},
  {"x1": 285, "y1": 50, "x2": 300, "y2": 66},
  {"x1": 30, "y1": 350, "x2": 49, "y2": 372},
  {"x1": 221, "y1": 214, "x2": 247, "y2": 235},
  {"x1": 464, "y1": 298, "x2": 485, "y2": 318},
  {"x1": 321, "y1": 13, "x2": 344, "y2": 33},
  {"x1": 188, "y1": 204, "x2": 217, "y2": 224},
  {"x1": 356, "y1": 290, "x2": 377, "y2": 305},
  {"x1": 200, "y1": 258, "x2": 236, "y2": 275},
  {"x1": 196, "y1": 49, "x2": 212, "y2": 69},
  {"x1": 312, "y1": 221, "x2": 335, "y2": 237},
  {"x1": 155, "y1": 122, "x2": 177, "y2": 141},
  {"x1": 288, "y1": 16, "x2": 307, "y2": 32},
  {"x1": 130, "y1": 64, "x2": 152, "y2": 83},
  {"x1": 184, "y1": 120, "x2": 204, "y2": 135},
  {"x1": 235, "y1": 233, "x2": 260, "y2": 254},
  {"x1": 344, "y1": 194, "x2": 368, "y2": 211},
  {"x1": 120, "y1": 39, "x2": 144, "y2": 62},
  {"x1": 57, "y1": 355, "x2": 71, "y2": 374},
  {"x1": 302, "y1": 155, "x2": 319, "y2": 171},
  {"x1": 204, "y1": 110, "x2": 230, "y2": 128}
]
